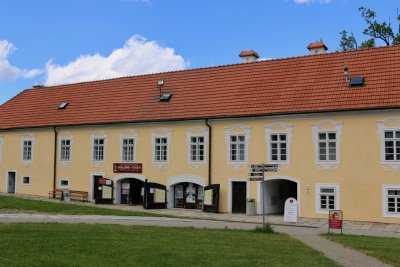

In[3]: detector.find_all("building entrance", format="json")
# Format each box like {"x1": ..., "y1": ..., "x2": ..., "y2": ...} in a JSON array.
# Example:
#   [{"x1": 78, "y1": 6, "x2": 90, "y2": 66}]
[
  {"x1": 120, "y1": 178, "x2": 144, "y2": 205},
  {"x1": 7, "y1": 171, "x2": 16, "y2": 194},
  {"x1": 232, "y1": 181, "x2": 247, "y2": 213},
  {"x1": 264, "y1": 179, "x2": 297, "y2": 214},
  {"x1": 173, "y1": 182, "x2": 203, "y2": 209}
]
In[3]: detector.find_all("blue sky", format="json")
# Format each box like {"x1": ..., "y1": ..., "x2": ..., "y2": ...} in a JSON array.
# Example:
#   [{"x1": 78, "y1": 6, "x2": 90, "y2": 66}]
[{"x1": 0, "y1": 0, "x2": 398, "y2": 104}]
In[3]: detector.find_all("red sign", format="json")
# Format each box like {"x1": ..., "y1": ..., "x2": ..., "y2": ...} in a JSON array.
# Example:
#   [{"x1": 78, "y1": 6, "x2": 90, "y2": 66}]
[
  {"x1": 113, "y1": 163, "x2": 143, "y2": 173},
  {"x1": 329, "y1": 210, "x2": 343, "y2": 230},
  {"x1": 98, "y1": 178, "x2": 107, "y2": 185}
]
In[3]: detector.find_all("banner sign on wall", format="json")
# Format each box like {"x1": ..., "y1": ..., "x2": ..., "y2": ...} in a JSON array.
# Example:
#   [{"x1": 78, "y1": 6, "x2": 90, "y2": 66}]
[{"x1": 113, "y1": 163, "x2": 143, "y2": 173}]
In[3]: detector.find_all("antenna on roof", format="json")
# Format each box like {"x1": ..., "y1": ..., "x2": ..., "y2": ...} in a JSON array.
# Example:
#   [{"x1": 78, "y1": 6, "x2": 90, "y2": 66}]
[
  {"x1": 343, "y1": 62, "x2": 349, "y2": 83},
  {"x1": 157, "y1": 80, "x2": 164, "y2": 98}
]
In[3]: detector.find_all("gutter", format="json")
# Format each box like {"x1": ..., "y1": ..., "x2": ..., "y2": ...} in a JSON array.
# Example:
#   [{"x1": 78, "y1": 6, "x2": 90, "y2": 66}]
[
  {"x1": 205, "y1": 119, "x2": 212, "y2": 186},
  {"x1": 52, "y1": 127, "x2": 58, "y2": 198}
]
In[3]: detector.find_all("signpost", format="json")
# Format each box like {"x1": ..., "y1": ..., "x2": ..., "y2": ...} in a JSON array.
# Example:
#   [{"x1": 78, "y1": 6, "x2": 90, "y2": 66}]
[
  {"x1": 247, "y1": 163, "x2": 280, "y2": 230},
  {"x1": 328, "y1": 210, "x2": 343, "y2": 234}
]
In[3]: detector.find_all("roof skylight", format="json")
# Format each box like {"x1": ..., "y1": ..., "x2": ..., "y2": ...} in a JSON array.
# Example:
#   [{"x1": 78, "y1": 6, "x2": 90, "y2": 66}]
[{"x1": 58, "y1": 102, "x2": 69, "y2": 110}]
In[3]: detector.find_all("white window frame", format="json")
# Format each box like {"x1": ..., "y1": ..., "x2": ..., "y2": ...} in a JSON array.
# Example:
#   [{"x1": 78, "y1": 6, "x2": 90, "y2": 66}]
[
  {"x1": 317, "y1": 132, "x2": 338, "y2": 162},
  {"x1": 224, "y1": 125, "x2": 250, "y2": 165},
  {"x1": 151, "y1": 128, "x2": 172, "y2": 166},
  {"x1": 154, "y1": 137, "x2": 168, "y2": 162},
  {"x1": 92, "y1": 138, "x2": 106, "y2": 162},
  {"x1": 120, "y1": 129, "x2": 138, "y2": 163},
  {"x1": 229, "y1": 135, "x2": 246, "y2": 162},
  {"x1": 312, "y1": 121, "x2": 342, "y2": 170},
  {"x1": 377, "y1": 119, "x2": 400, "y2": 172},
  {"x1": 315, "y1": 184, "x2": 340, "y2": 214},
  {"x1": 122, "y1": 138, "x2": 136, "y2": 162},
  {"x1": 59, "y1": 178, "x2": 70, "y2": 189},
  {"x1": 189, "y1": 136, "x2": 206, "y2": 162},
  {"x1": 91, "y1": 130, "x2": 108, "y2": 164},
  {"x1": 265, "y1": 123, "x2": 292, "y2": 164},
  {"x1": 21, "y1": 135, "x2": 34, "y2": 163},
  {"x1": 21, "y1": 176, "x2": 31, "y2": 186},
  {"x1": 382, "y1": 185, "x2": 400, "y2": 218},
  {"x1": 60, "y1": 138, "x2": 72, "y2": 162},
  {"x1": 186, "y1": 127, "x2": 209, "y2": 164}
]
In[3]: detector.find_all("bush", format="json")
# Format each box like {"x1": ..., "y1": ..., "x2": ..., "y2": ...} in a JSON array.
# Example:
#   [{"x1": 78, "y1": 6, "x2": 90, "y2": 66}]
[{"x1": 255, "y1": 222, "x2": 274, "y2": 233}]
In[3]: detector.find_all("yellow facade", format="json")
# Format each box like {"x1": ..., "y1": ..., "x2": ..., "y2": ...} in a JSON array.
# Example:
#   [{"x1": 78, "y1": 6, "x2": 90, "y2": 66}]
[{"x1": 1, "y1": 109, "x2": 400, "y2": 223}]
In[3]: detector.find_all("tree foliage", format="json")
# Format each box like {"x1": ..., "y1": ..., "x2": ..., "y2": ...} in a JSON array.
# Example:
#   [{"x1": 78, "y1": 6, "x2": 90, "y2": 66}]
[{"x1": 339, "y1": 7, "x2": 400, "y2": 51}]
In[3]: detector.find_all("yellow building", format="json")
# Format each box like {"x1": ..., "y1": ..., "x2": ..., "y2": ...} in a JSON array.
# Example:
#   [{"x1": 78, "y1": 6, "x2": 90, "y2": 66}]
[{"x1": 1, "y1": 42, "x2": 400, "y2": 223}]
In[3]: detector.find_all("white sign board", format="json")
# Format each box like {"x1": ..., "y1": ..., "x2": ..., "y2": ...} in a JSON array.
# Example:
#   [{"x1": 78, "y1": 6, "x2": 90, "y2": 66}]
[{"x1": 284, "y1": 197, "x2": 298, "y2": 223}]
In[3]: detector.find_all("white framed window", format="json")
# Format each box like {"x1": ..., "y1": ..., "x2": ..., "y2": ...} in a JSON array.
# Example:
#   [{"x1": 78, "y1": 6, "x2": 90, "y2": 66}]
[
  {"x1": 382, "y1": 185, "x2": 400, "y2": 217},
  {"x1": 22, "y1": 139, "x2": 33, "y2": 161},
  {"x1": 265, "y1": 123, "x2": 292, "y2": 164},
  {"x1": 122, "y1": 138, "x2": 135, "y2": 162},
  {"x1": 316, "y1": 184, "x2": 339, "y2": 214},
  {"x1": 317, "y1": 132, "x2": 337, "y2": 162},
  {"x1": 224, "y1": 125, "x2": 250, "y2": 165},
  {"x1": 383, "y1": 130, "x2": 400, "y2": 162},
  {"x1": 229, "y1": 135, "x2": 246, "y2": 162},
  {"x1": 93, "y1": 138, "x2": 105, "y2": 162},
  {"x1": 154, "y1": 137, "x2": 168, "y2": 162},
  {"x1": 190, "y1": 136, "x2": 205, "y2": 162},
  {"x1": 312, "y1": 121, "x2": 342, "y2": 171},
  {"x1": 22, "y1": 176, "x2": 31, "y2": 185},
  {"x1": 60, "y1": 139, "x2": 71, "y2": 161},
  {"x1": 59, "y1": 178, "x2": 69, "y2": 189}
]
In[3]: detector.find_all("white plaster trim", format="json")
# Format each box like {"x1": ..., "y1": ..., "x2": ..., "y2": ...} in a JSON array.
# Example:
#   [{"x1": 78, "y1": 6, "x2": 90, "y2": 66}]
[
  {"x1": 21, "y1": 176, "x2": 31, "y2": 186},
  {"x1": 227, "y1": 178, "x2": 250, "y2": 213},
  {"x1": 377, "y1": 118, "x2": 400, "y2": 172},
  {"x1": 151, "y1": 128, "x2": 172, "y2": 167},
  {"x1": 59, "y1": 177, "x2": 70, "y2": 189},
  {"x1": 265, "y1": 123, "x2": 293, "y2": 165},
  {"x1": 312, "y1": 121, "x2": 343, "y2": 172},
  {"x1": 186, "y1": 127, "x2": 209, "y2": 164},
  {"x1": 382, "y1": 184, "x2": 400, "y2": 218},
  {"x1": 256, "y1": 176, "x2": 301, "y2": 216},
  {"x1": 113, "y1": 173, "x2": 147, "y2": 205},
  {"x1": 119, "y1": 129, "x2": 138, "y2": 163},
  {"x1": 6, "y1": 170, "x2": 17, "y2": 194},
  {"x1": 91, "y1": 130, "x2": 108, "y2": 165},
  {"x1": 224, "y1": 125, "x2": 250, "y2": 164},
  {"x1": 315, "y1": 183, "x2": 340, "y2": 214},
  {"x1": 21, "y1": 133, "x2": 35, "y2": 165}
]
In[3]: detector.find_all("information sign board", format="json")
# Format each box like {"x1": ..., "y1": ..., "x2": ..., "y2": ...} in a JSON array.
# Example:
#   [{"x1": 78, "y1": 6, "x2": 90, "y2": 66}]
[
  {"x1": 328, "y1": 210, "x2": 343, "y2": 234},
  {"x1": 284, "y1": 197, "x2": 298, "y2": 223}
]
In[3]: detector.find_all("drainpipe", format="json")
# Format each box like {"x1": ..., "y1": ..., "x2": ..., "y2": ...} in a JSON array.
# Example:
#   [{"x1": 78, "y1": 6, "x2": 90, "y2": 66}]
[
  {"x1": 205, "y1": 119, "x2": 212, "y2": 185},
  {"x1": 53, "y1": 127, "x2": 58, "y2": 198}
]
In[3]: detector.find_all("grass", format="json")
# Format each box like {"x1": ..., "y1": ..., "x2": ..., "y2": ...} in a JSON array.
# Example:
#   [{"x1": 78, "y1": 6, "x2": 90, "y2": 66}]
[
  {"x1": 0, "y1": 223, "x2": 340, "y2": 267},
  {"x1": 0, "y1": 195, "x2": 160, "y2": 217},
  {"x1": 324, "y1": 234, "x2": 400, "y2": 267}
]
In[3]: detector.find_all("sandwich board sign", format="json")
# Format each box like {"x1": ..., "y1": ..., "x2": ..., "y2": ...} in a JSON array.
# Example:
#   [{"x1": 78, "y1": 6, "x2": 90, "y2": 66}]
[
  {"x1": 328, "y1": 210, "x2": 343, "y2": 234},
  {"x1": 284, "y1": 197, "x2": 298, "y2": 223},
  {"x1": 61, "y1": 189, "x2": 70, "y2": 203}
]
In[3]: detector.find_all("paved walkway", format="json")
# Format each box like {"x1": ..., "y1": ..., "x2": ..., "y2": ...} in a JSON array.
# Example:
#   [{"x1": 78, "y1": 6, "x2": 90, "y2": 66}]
[{"x1": 2, "y1": 194, "x2": 399, "y2": 267}]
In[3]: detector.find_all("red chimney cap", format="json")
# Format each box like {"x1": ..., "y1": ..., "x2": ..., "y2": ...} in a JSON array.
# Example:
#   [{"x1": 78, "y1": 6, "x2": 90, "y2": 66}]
[
  {"x1": 239, "y1": 50, "x2": 260, "y2": 58},
  {"x1": 307, "y1": 41, "x2": 328, "y2": 51}
]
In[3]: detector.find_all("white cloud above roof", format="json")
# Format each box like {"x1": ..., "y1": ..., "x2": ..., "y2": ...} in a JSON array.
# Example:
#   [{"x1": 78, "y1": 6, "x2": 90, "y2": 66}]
[
  {"x1": 0, "y1": 40, "x2": 42, "y2": 83},
  {"x1": 45, "y1": 35, "x2": 189, "y2": 86},
  {"x1": 293, "y1": 0, "x2": 331, "y2": 4}
]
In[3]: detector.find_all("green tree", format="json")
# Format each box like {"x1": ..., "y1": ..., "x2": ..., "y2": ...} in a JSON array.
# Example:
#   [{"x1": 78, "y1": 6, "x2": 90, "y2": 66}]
[{"x1": 339, "y1": 7, "x2": 400, "y2": 51}]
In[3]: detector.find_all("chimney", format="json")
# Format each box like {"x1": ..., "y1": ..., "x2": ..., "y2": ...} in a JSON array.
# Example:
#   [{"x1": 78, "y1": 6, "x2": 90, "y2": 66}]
[
  {"x1": 307, "y1": 41, "x2": 328, "y2": 55},
  {"x1": 239, "y1": 50, "x2": 259, "y2": 63}
]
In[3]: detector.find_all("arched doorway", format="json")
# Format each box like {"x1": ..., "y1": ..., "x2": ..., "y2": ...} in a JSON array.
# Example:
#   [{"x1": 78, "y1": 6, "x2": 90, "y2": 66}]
[
  {"x1": 167, "y1": 174, "x2": 205, "y2": 209},
  {"x1": 114, "y1": 174, "x2": 146, "y2": 205},
  {"x1": 258, "y1": 177, "x2": 300, "y2": 215}
]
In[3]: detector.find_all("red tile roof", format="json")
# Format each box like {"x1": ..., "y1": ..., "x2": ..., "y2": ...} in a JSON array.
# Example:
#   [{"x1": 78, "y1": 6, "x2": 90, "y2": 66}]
[
  {"x1": 307, "y1": 41, "x2": 328, "y2": 51},
  {"x1": 1, "y1": 45, "x2": 400, "y2": 130}
]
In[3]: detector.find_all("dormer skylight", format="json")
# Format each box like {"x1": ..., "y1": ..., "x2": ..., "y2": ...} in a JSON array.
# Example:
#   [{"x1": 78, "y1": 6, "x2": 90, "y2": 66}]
[
  {"x1": 58, "y1": 102, "x2": 69, "y2": 110},
  {"x1": 159, "y1": 93, "x2": 172, "y2": 101},
  {"x1": 349, "y1": 77, "x2": 365, "y2": 87}
]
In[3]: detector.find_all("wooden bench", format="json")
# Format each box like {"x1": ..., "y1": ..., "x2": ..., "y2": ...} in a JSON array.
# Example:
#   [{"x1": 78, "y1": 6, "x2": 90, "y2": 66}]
[{"x1": 49, "y1": 189, "x2": 89, "y2": 202}]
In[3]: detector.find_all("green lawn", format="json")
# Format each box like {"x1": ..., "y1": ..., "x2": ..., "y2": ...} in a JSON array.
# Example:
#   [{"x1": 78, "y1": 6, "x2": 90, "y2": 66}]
[
  {"x1": 325, "y1": 234, "x2": 400, "y2": 267},
  {"x1": 0, "y1": 195, "x2": 159, "y2": 217},
  {"x1": 0, "y1": 223, "x2": 340, "y2": 267}
]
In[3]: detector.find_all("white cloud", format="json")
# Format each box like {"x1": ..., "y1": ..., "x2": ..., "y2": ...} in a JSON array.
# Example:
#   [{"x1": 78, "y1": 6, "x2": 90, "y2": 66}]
[
  {"x1": 0, "y1": 40, "x2": 42, "y2": 83},
  {"x1": 294, "y1": 0, "x2": 331, "y2": 4},
  {"x1": 45, "y1": 35, "x2": 188, "y2": 86}
]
